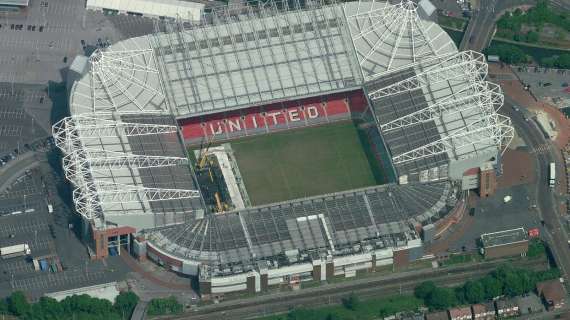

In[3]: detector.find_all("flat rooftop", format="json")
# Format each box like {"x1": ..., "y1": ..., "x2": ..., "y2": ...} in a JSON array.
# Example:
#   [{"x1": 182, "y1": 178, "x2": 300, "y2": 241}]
[
  {"x1": 481, "y1": 227, "x2": 528, "y2": 248},
  {"x1": 0, "y1": 0, "x2": 29, "y2": 6}
]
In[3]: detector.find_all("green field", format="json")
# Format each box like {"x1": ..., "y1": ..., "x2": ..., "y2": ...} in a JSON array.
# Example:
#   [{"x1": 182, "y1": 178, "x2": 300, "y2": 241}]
[{"x1": 231, "y1": 121, "x2": 385, "y2": 206}]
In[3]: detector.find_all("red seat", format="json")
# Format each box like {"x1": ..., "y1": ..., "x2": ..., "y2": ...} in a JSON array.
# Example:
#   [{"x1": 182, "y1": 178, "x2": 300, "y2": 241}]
[
  {"x1": 325, "y1": 98, "x2": 350, "y2": 116},
  {"x1": 347, "y1": 91, "x2": 369, "y2": 113},
  {"x1": 179, "y1": 118, "x2": 205, "y2": 140}
]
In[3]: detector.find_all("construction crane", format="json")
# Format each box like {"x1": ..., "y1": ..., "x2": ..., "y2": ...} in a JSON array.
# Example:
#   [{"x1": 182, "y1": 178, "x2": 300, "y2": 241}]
[
  {"x1": 197, "y1": 136, "x2": 214, "y2": 169},
  {"x1": 214, "y1": 192, "x2": 224, "y2": 213}
]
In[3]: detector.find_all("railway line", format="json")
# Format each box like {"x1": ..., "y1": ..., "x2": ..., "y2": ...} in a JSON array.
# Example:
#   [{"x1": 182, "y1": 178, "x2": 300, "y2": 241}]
[{"x1": 171, "y1": 258, "x2": 548, "y2": 320}]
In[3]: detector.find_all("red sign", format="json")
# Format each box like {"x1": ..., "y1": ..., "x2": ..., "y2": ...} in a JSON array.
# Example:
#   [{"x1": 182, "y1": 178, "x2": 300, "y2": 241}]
[{"x1": 528, "y1": 228, "x2": 540, "y2": 238}]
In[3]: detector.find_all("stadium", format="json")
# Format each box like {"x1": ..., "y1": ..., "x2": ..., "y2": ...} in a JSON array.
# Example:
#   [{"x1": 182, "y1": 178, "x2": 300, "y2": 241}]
[{"x1": 53, "y1": 0, "x2": 514, "y2": 296}]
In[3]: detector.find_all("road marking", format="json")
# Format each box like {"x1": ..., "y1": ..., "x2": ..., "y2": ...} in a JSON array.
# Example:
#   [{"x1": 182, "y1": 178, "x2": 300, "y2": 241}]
[{"x1": 530, "y1": 143, "x2": 552, "y2": 155}]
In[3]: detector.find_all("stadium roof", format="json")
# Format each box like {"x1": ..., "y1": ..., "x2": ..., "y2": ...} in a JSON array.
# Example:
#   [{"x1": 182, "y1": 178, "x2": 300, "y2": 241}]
[
  {"x1": 53, "y1": 113, "x2": 203, "y2": 225},
  {"x1": 148, "y1": 181, "x2": 452, "y2": 266},
  {"x1": 345, "y1": 0, "x2": 455, "y2": 79},
  {"x1": 54, "y1": 0, "x2": 513, "y2": 268},
  {"x1": 367, "y1": 51, "x2": 512, "y2": 180}
]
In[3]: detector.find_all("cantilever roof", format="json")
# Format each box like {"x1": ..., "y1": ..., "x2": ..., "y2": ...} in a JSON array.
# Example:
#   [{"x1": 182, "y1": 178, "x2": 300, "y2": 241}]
[
  {"x1": 153, "y1": 3, "x2": 363, "y2": 117},
  {"x1": 345, "y1": 0, "x2": 456, "y2": 79},
  {"x1": 72, "y1": 0, "x2": 455, "y2": 119},
  {"x1": 149, "y1": 181, "x2": 451, "y2": 264}
]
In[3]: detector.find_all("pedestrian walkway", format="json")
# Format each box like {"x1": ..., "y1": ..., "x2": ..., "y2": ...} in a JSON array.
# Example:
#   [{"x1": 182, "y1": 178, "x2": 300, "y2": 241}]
[
  {"x1": 120, "y1": 253, "x2": 188, "y2": 290},
  {"x1": 130, "y1": 301, "x2": 148, "y2": 320},
  {"x1": 495, "y1": 75, "x2": 570, "y2": 149}
]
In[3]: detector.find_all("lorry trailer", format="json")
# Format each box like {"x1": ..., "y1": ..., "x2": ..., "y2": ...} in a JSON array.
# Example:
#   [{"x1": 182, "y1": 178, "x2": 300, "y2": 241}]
[
  {"x1": 549, "y1": 162, "x2": 556, "y2": 188},
  {"x1": 0, "y1": 244, "x2": 31, "y2": 259}
]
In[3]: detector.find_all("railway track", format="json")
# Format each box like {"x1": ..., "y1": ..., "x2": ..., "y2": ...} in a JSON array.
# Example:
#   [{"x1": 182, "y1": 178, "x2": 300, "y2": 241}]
[{"x1": 168, "y1": 258, "x2": 547, "y2": 320}]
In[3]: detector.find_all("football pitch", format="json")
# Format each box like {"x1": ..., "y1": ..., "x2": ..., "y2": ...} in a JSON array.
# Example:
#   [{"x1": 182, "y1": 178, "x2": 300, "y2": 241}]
[{"x1": 231, "y1": 121, "x2": 385, "y2": 206}]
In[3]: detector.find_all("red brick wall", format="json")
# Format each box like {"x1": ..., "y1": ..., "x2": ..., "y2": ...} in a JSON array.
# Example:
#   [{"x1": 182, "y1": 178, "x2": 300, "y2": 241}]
[{"x1": 479, "y1": 169, "x2": 497, "y2": 198}]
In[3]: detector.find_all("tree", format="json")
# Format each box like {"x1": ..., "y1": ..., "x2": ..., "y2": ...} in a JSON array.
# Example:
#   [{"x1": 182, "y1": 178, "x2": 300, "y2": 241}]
[
  {"x1": 454, "y1": 286, "x2": 467, "y2": 305},
  {"x1": 542, "y1": 56, "x2": 557, "y2": 67},
  {"x1": 8, "y1": 291, "x2": 30, "y2": 316},
  {"x1": 326, "y1": 313, "x2": 342, "y2": 320},
  {"x1": 0, "y1": 298, "x2": 8, "y2": 315},
  {"x1": 484, "y1": 44, "x2": 527, "y2": 64},
  {"x1": 114, "y1": 291, "x2": 139, "y2": 319},
  {"x1": 342, "y1": 292, "x2": 360, "y2": 311},
  {"x1": 34, "y1": 297, "x2": 64, "y2": 320},
  {"x1": 535, "y1": 268, "x2": 561, "y2": 282},
  {"x1": 147, "y1": 296, "x2": 183, "y2": 316},
  {"x1": 426, "y1": 287, "x2": 457, "y2": 310},
  {"x1": 414, "y1": 281, "x2": 436, "y2": 300},
  {"x1": 526, "y1": 31, "x2": 540, "y2": 43},
  {"x1": 481, "y1": 276, "x2": 503, "y2": 299},
  {"x1": 555, "y1": 54, "x2": 570, "y2": 69},
  {"x1": 504, "y1": 272, "x2": 524, "y2": 297},
  {"x1": 464, "y1": 280, "x2": 485, "y2": 304},
  {"x1": 59, "y1": 294, "x2": 116, "y2": 319}
]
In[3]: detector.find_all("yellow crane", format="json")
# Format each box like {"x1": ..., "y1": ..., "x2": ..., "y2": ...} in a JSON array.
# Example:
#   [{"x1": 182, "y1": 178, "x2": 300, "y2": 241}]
[{"x1": 197, "y1": 136, "x2": 214, "y2": 169}]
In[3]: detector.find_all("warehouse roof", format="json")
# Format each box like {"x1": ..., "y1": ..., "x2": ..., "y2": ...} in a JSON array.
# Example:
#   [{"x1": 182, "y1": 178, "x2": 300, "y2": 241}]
[
  {"x1": 481, "y1": 227, "x2": 528, "y2": 248},
  {"x1": 86, "y1": 0, "x2": 204, "y2": 21}
]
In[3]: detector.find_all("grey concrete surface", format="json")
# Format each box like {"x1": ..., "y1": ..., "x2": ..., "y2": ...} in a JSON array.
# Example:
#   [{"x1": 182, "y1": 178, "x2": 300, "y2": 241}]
[
  {"x1": 500, "y1": 97, "x2": 570, "y2": 285},
  {"x1": 0, "y1": 0, "x2": 154, "y2": 85},
  {"x1": 450, "y1": 184, "x2": 542, "y2": 252},
  {"x1": 0, "y1": 153, "x2": 130, "y2": 300},
  {"x1": 514, "y1": 66, "x2": 570, "y2": 108}
]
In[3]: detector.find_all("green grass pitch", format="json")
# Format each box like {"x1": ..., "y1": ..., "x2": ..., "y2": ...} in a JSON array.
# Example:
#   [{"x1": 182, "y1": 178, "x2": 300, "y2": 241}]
[{"x1": 231, "y1": 121, "x2": 385, "y2": 206}]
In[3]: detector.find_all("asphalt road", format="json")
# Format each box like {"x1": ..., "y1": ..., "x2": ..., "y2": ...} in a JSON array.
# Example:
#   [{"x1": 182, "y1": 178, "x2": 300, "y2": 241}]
[
  {"x1": 459, "y1": 0, "x2": 496, "y2": 51},
  {"x1": 0, "y1": 151, "x2": 42, "y2": 193},
  {"x1": 459, "y1": 0, "x2": 536, "y2": 52},
  {"x1": 500, "y1": 98, "x2": 570, "y2": 281}
]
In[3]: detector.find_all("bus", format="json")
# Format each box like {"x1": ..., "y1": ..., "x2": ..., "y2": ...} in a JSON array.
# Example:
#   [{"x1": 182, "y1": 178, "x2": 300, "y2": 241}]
[{"x1": 549, "y1": 162, "x2": 556, "y2": 188}]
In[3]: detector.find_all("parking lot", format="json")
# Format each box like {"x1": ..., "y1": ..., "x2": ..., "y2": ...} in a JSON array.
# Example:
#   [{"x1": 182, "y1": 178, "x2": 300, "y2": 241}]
[
  {"x1": 0, "y1": 0, "x2": 156, "y2": 85},
  {"x1": 514, "y1": 66, "x2": 570, "y2": 108},
  {"x1": 0, "y1": 159, "x2": 130, "y2": 299},
  {"x1": 0, "y1": 168, "x2": 48, "y2": 214},
  {"x1": 0, "y1": 0, "x2": 182, "y2": 301},
  {"x1": 0, "y1": 80, "x2": 59, "y2": 160}
]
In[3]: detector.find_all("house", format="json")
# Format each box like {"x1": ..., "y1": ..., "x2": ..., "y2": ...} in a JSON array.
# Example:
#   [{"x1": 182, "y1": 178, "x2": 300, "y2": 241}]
[
  {"x1": 448, "y1": 306, "x2": 472, "y2": 320},
  {"x1": 425, "y1": 310, "x2": 449, "y2": 320},
  {"x1": 536, "y1": 279, "x2": 566, "y2": 311},
  {"x1": 399, "y1": 313, "x2": 424, "y2": 320},
  {"x1": 495, "y1": 298, "x2": 520, "y2": 318},
  {"x1": 472, "y1": 302, "x2": 496, "y2": 320}
]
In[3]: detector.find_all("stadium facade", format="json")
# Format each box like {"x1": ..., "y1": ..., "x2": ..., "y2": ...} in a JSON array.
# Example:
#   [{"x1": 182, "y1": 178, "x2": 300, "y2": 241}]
[{"x1": 53, "y1": 0, "x2": 513, "y2": 296}]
